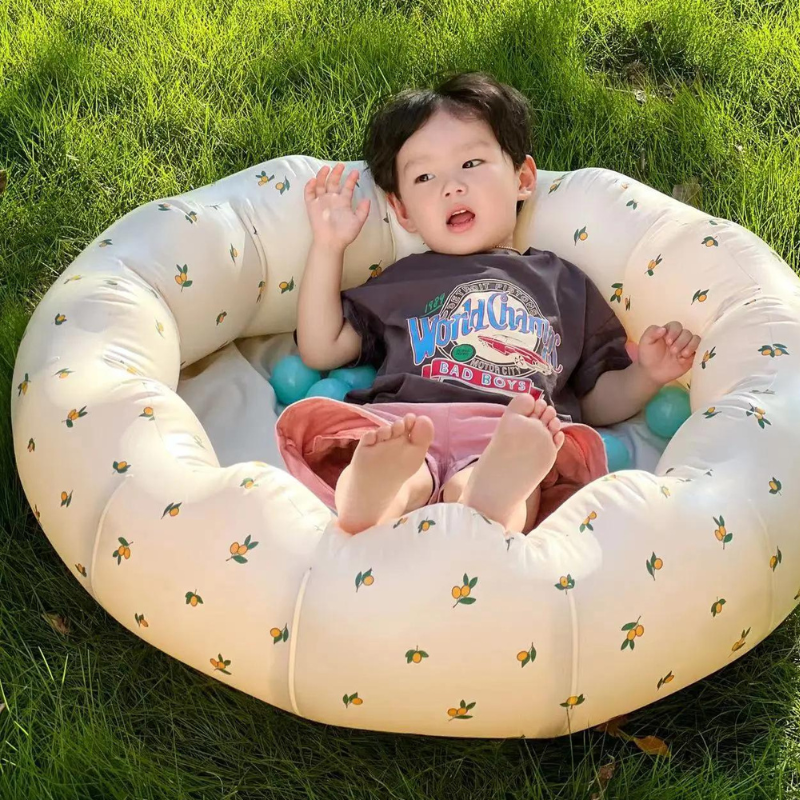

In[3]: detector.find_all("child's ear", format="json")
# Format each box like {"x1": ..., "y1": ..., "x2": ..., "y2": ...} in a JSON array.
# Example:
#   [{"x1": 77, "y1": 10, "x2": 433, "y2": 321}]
[
  {"x1": 517, "y1": 155, "x2": 537, "y2": 200},
  {"x1": 387, "y1": 192, "x2": 418, "y2": 234}
]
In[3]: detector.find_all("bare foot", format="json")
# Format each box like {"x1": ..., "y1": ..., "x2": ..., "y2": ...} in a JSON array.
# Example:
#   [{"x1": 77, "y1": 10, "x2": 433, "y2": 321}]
[
  {"x1": 336, "y1": 413, "x2": 435, "y2": 534},
  {"x1": 459, "y1": 395, "x2": 565, "y2": 531}
]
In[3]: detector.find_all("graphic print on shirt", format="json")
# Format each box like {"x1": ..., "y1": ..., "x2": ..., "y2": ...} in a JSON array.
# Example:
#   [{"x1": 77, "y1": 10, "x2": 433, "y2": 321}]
[{"x1": 407, "y1": 279, "x2": 563, "y2": 400}]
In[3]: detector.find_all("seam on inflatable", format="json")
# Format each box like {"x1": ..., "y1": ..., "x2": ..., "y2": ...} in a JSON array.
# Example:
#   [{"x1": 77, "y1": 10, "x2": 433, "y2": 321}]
[
  {"x1": 225, "y1": 200, "x2": 269, "y2": 333},
  {"x1": 749, "y1": 493, "x2": 773, "y2": 636},
  {"x1": 620, "y1": 207, "x2": 678, "y2": 315},
  {"x1": 288, "y1": 567, "x2": 313, "y2": 716},
  {"x1": 702, "y1": 224, "x2": 785, "y2": 330},
  {"x1": 760, "y1": 306, "x2": 779, "y2": 633},
  {"x1": 228, "y1": 199, "x2": 259, "y2": 257},
  {"x1": 117, "y1": 250, "x2": 169, "y2": 312},
  {"x1": 568, "y1": 580, "x2": 580, "y2": 734},
  {"x1": 90, "y1": 479, "x2": 129, "y2": 602},
  {"x1": 116, "y1": 258, "x2": 184, "y2": 363}
]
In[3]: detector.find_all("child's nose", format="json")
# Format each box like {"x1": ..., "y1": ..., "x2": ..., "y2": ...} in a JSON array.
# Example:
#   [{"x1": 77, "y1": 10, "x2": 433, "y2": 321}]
[{"x1": 443, "y1": 180, "x2": 467, "y2": 196}]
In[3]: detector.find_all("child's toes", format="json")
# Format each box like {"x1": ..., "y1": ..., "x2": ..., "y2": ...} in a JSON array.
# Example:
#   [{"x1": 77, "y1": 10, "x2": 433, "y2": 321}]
[
  {"x1": 507, "y1": 393, "x2": 538, "y2": 416},
  {"x1": 554, "y1": 430, "x2": 565, "y2": 449},
  {"x1": 375, "y1": 425, "x2": 393, "y2": 442},
  {"x1": 540, "y1": 404, "x2": 558, "y2": 425},
  {"x1": 362, "y1": 429, "x2": 377, "y2": 446},
  {"x1": 409, "y1": 415, "x2": 435, "y2": 446},
  {"x1": 546, "y1": 416, "x2": 561, "y2": 435},
  {"x1": 533, "y1": 397, "x2": 548, "y2": 418},
  {"x1": 390, "y1": 418, "x2": 406, "y2": 438}
]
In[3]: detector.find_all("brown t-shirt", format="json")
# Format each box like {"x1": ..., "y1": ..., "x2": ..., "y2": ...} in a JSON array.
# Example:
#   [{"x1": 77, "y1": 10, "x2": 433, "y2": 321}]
[{"x1": 331, "y1": 246, "x2": 631, "y2": 423}]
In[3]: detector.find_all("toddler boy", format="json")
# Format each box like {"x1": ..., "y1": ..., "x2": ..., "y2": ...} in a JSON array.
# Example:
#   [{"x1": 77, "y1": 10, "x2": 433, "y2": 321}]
[{"x1": 281, "y1": 71, "x2": 699, "y2": 535}]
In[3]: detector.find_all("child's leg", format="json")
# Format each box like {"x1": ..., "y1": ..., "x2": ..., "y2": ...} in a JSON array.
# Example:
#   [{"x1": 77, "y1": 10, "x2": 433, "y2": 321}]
[
  {"x1": 335, "y1": 413, "x2": 436, "y2": 534},
  {"x1": 458, "y1": 395, "x2": 564, "y2": 534}
]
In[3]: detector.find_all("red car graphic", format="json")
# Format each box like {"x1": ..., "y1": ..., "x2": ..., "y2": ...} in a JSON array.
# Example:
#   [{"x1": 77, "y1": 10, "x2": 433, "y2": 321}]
[{"x1": 477, "y1": 333, "x2": 548, "y2": 368}]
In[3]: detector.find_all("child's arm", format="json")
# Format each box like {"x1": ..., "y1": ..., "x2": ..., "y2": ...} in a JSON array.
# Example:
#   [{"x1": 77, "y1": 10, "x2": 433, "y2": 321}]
[
  {"x1": 297, "y1": 242, "x2": 362, "y2": 370},
  {"x1": 296, "y1": 163, "x2": 371, "y2": 371},
  {"x1": 579, "y1": 322, "x2": 701, "y2": 427},
  {"x1": 578, "y1": 362, "x2": 663, "y2": 427}
]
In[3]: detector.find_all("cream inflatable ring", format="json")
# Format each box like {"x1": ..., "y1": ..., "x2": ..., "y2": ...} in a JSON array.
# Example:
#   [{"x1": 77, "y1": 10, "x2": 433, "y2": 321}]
[{"x1": 11, "y1": 159, "x2": 800, "y2": 739}]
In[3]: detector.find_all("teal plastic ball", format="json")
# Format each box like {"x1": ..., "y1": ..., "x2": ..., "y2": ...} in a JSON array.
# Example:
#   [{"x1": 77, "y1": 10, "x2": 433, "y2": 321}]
[
  {"x1": 304, "y1": 378, "x2": 351, "y2": 401},
  {"x1": 269, "y1": 355, "x2": 322, "y2": 406},
  {"x1": 645, "y1": 385, "x2": 691, "y2": 439},
  {"x1": 327, "y1": 365, "x2": 377, "y2": 391},
  {"x1": 599, "y1": 431, "x2": 632, "y2": 472}
]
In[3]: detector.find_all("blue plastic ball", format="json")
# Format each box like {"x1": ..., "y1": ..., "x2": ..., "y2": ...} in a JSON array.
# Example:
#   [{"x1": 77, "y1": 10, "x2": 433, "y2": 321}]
[
  {"x1": 304, "y1": 377, "x2": 351, "y2": 401},
  {"x1": 327, "y1": 365, "x2": 377, "y2": 391},
  {"x1": 645, "y1": 385, "x2": 691, "y2": 439},
  {"x1": 269, "y1": 355, "x2": 322, "y2": 406},
  {"x1": 599, "y1": 431, "x2": 632, "y2": 472}
]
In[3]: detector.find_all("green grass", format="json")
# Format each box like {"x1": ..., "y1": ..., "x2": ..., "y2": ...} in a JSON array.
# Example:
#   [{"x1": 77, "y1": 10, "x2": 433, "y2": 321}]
[{"x1": 2, "y1": 0, "x2": 800, "y2": 796}]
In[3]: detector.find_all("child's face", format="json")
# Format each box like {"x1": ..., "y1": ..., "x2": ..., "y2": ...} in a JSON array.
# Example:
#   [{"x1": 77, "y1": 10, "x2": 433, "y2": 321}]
[{"x1": 386, "y1": 108, "x2": 537, "y2": 255}]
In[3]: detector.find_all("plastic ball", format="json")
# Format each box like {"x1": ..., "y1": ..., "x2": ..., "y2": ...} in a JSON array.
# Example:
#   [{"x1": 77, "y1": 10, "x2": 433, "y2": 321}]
[
  {"x1": 269, "y1": 355, "x2": 321, "y2": 406},
  {"x1": 599, "y1": 431, "x2": 632, "y2": 472},
  {"x1": 327, "y1": 365, "x2": 377, "y2": 391},
  {"x1": 645, "y1": 385, "x2": 691, "y2": 439},
  {"x1": 304, "y1": 377, "x2": 351, "y2": 401}
]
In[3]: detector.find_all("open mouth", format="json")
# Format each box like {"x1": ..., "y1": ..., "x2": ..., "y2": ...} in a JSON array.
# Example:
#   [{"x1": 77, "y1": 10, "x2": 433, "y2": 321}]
[{"x1": 447, "y1": 209, "x2": 476, "y2": 232}]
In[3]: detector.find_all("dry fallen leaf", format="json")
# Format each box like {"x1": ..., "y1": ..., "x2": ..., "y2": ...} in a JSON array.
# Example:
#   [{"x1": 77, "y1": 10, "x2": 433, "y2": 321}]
[
  {"x1": 597, "y1": 761, "x2": 616, "y2": 782},
  {"x1": 595, "y1": 715, "x2": 671, "y2": 758},
  {"x1": 42, "y1": 612, "x2": 70, "y2": 636},
  {"x1": 633, "y1": 735, "x2": 671, "y2": 757},
  {"x1": 590, "y1": 759, "x2": 617, "y2": 798},
  {"x1": 594, "y1": 714, "x2": 629, "y2": 737}
]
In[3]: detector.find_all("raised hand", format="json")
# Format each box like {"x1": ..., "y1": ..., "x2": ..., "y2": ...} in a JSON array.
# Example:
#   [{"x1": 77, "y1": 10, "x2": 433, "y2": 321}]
[{"x1": 304, "y1": 162, "x2": 371, "y2": 251}]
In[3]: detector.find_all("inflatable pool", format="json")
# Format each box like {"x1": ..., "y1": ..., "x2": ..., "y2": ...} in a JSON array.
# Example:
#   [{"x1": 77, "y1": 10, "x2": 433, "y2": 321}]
[{"x1": 11, "y1": 157, "x2": 800, "y2": 739}]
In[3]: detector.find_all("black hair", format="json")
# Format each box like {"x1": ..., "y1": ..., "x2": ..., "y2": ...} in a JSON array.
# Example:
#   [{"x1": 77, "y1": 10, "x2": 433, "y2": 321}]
[{"x1": 362, "y1": 71, "x2": 533, "y2": 216}]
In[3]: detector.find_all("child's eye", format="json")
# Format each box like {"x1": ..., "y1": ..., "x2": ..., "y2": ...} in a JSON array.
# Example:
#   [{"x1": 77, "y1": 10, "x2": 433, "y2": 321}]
[{"x1": 415, "y1": 159, "x2": 483, "y2": 184}]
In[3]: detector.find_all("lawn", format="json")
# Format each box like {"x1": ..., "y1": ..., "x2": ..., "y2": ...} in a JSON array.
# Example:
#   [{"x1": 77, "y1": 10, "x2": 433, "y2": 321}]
[{"x1": 2, "y1": 0, "x2": 800, "y2": 797}]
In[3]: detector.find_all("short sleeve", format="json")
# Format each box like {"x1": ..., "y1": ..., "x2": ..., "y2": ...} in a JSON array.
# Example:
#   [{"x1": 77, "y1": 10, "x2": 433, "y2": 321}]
[
  {"x1": 339, "y1": 288, "x2": 386, "y2": 369},
  {"x1": 570, "y1": 275, "x2": 632, "y2": 398}
]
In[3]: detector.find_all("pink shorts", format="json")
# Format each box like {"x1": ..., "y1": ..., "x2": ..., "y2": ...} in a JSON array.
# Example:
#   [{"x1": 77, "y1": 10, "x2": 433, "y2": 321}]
[{"x1": 275, "y1": 398, "x2": 609, "y2": 529}]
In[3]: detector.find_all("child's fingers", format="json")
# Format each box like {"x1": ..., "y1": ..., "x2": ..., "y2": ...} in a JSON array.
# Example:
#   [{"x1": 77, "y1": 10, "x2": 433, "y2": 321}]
[
  {"x1": 641, "y1": 324, "x2": 667, "y2": 344},
  {"x1": 340, "y1": 169, "x2": 360, "y2": 201},
  {"x1": 314, "y1": 165, "x2": 331, "y2": 196},
  {"x1": 679, "y1": 334, "x2": 701, "y2": 358},
  {"x1": 663, "y1": 320, "x2": 683, "y2": 346},
  {"x1": 669, "y1": 329, "x2": 694, "y2": 354},
  {"x1": 324, "y1": 162, "x2": 346, "y2": 194},
  {"x1": 304, "y1": 177, "x2": 317, "y2": 204}
]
